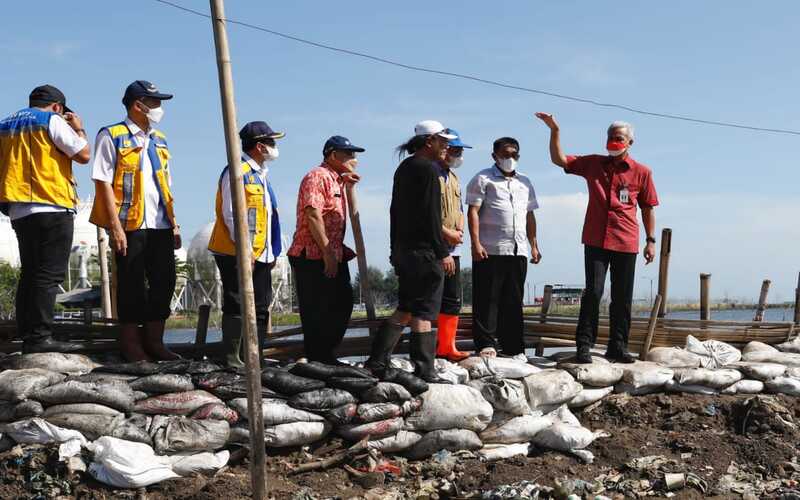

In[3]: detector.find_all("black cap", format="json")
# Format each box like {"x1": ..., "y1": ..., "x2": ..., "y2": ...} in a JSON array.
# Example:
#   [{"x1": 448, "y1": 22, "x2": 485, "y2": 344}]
[
  {"x1": 122, "y1": 80, "x2": 173, "y2": 107},
  {"x1": 239, "y1": 121, "x2": 285, "y2": 144},
  {"x1": 29, "y1": 84, "x2": 72, "y2": 113},
  {"x1": 323, "y1": 135, "x2": 365, "y2": 156}
]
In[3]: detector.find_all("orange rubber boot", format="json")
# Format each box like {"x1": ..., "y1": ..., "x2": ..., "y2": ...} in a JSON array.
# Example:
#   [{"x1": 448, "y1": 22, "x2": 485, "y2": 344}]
[{"x1": 436, "y1": 313, "x2": 469, "y2": 361}]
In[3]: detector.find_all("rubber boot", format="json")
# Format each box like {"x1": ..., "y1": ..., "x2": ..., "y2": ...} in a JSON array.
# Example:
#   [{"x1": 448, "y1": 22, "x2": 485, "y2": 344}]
[
  {"x1": 221, "y1": 314, "x2": 245, "y2": 369},
  {"x1": 119, "y1": 324, "x2": 150, "y2": 362},
  {"x1": 435, "y1": 313, "x2": 469, "y2": 362},
  {"x1": 364, "y1": 321, "x2": 404, "y2": 377},
  {"x1": 410, "y1": 331, "x2": 452, "y2": 384}
]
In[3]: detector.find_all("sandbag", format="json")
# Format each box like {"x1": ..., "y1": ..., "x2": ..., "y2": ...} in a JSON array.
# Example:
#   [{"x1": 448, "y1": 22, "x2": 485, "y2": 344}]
[
  {"x1": 229, "y1": 398, "x2": 325, "y2": 425},
  {"x1": 0, "y1": 400, "x2": 44, "y2": 421},
  {"x1": 289, "y1": 361, "x2": 372, "y2": 380},
  {"x1": 1, "y1": 353, "x2": 99, "y2": 374},
  {"x1": 132, "y1": 391, "x2": 149, "y2": 402},
  {"x1": 360, "y1": 382, "x2": 412, "y2": 403},
  {"x1": 527, "y1": 356, "x2": 557, "y2": 370},
  {"x1": 229, "y1": 421, "x2": 332, "y2": 447},
  {"x1": 478, "y1": 443, "x2": 530, "y2": 461},
  {"x1": 382, "y1": 368, "x2": 429, "y2": 396},
  {"x1": 613, "y1": 382, "x2": 662, "y2": 396},
  {"x1": 664, "y1": 379, "x2": 718, "y2": 395},
  {"x1": 43, "y1": 403, "x2": 123, "y2": 419},
  {"x1": 405, "y1": 429, "x2": 483, "y2": 460},
  {"x1": 405, "y1": 384, "x2": 492, "y2": 432},
  {"x1": 32, "y1": 380, "x2": 135, "y2": 412},
  {"x1": 70, "y1": 372, "x2": 138, "y2": 384},
  {"x1": 134, "y1": 390, "x2": 222, "y2": 415},
  {"x1": 673, "y1": 367, "x2": 742, "y2": 389},
  {"x1": 207, "y1": 381, "x2": 281, "y2": 401},
  {"x1": 112, "y1": 416, "x2": 152, "y2": 445},
  {"x1": 685, "y1": 335, "x2": 741, "y2": 368},
  {"x1": 560, "y1": 363, "x2": 623, "y2": 388},
  {"x1": 434, "y1": 359, "x2": 470, "y2": 385},
  {"x1": 459, "y1": 356, "x2": 540, "y2": 380},
  {"x1": 532, "y1": 422, "x2": 606, "y2": 453},
  {"x1": 765, "y1": 376, "x2": 800, "y2": 396},
  {"x1": 730, "y1": 361, "x2": 786, "y2": 381},
  {"x1": 645, "y1": 347, "x2": 703, "y2": 368},
  {"x1": 389, "y1": 357, "x2": 415, "y2": 373},
  {"x1": 521, "y1": 370, "x2": 582, "y2": 410},
  {"x1": 721, "y1": 379, "x2": 764, "y2": 395},
  {"x1": 261, "y1": 368, "x2": 325, "y2": 395},
  {"x1": 149, "y1": 415, "x2": 229, "y2": 454},
  {"x1": 324, "y1": 404, "x2": 358, "y2": 425},
  {"x1": 620, "y1": 362, "x2": 674, "y2": 389},
  {"x1": 569, "y1": 386, "x2": 614, "y2": 408},
  {"x1": 468, "y1": 377, "x2": 531, "y2": 416},
  {"x1": 45, "y1": 413, "x2": 121, "y2": 440},
  {"x1": 787, "y1": 367, "x2": 800, "y2": 378},
  {"x1": 327, "y1": 376, "x2": 379, "y2": 393},
  {"x1": 367, "y1": 430, "x2": 423, "y2": 453},
  {"x1": 88, "y1": 436, "x2": 179, "y2": 488},
  {"x1": 356, "y1": 402, "x2": 405, "y2": 423},
  {"x1": 96, "y1": 359, "x2": 221, "y2": 376},
  {"x1": 479, "y1": 414, "x2": 552, "y2": 444},
  {"x1": 0, "y1": 434, "x2": 14, "y2": 452},
  {"x1": 1, "y1": 417, "x2": 88, "y2": 448},
  {"x1": 742, "y1": 341, "x2": 778, "y2": 356},
  {"x1": 167, "y1": 450, "x2": 230, "y2": 477},
  {"x1": 190, "y1": 403, "x2": 240, "y2": 424},
  {"x1": 130, "y1": 374, "x2": 194, "y2": 394},
  {"x1": 337, "y1": 417, "x2": 405, "y2": 441},
  {"x1": 289, "y1": 388, "x2": 358, "y2": 411},
  {"x1": 776, "y1": 338, "x2": 800, "y2": 354},
  {"x1": 742, "y1": 350, "x2": 800, "y2": 367},
  {"x1": 0, "y1": 368, "x2": 65, "y2": 402},
  {"x1": 194, "y1": 371, "x2": 245, "y2": 391}
]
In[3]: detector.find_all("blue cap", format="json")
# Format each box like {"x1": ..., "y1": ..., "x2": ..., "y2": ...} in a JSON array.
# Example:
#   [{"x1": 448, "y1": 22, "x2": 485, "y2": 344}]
[
  {"x1": 239, "y1": 121, "x2": 285, "y2": 144},
  {"x1": 446, "y1": 128, "x2": 472, "y2": 149},
  {"x1": 122, "y1": 80, "x2": 173, "y2": 106},
  {"x1": 323, "y1": 135, "x2": 365, "y2": 156}
]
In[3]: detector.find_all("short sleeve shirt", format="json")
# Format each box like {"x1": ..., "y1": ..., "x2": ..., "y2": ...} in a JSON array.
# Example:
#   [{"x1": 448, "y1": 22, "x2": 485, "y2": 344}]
[{"x1": 565, "y1": 154, "x2": 659, "y2": 253}]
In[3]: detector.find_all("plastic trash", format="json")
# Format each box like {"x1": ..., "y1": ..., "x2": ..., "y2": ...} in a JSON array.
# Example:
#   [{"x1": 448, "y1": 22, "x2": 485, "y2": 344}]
[
  {"x1": 521, "y1": 370, "x2": 583, "y2": 410},
  {"x1": 0, "y1": 368, "x2": 66, "y2": 402},
  {"x1": 405, "y1": 428, "x2": 483, "y2": 460},
  {"x1": 405, "y1": 383, "x2": 493, "y2": 432}
]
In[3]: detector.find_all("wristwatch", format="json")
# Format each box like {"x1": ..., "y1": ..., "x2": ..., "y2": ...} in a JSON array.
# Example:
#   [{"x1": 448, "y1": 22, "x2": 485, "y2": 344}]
[{"x1": 646, "y1": 236, "x2": 656, "y2": 244}]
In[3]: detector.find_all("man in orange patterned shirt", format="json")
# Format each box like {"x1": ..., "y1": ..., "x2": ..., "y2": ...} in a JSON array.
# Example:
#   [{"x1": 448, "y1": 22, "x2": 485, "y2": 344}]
[{"x1": 288, "y1": 136, "x2": 364, "y2": 364}]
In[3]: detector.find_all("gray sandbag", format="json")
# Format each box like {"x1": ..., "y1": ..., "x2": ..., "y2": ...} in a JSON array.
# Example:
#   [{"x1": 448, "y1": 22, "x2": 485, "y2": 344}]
[
  {"x1": 327, "y1": 376, "x2": 379, "y2": 393},
  {"x1": 468, "y1": 377, "x2": 531, "y2": 416},
  {"x1": 32, "y1": 380, "x2": 135, "y2": 412},
  {"x1": 721, "y1": 379, "x2": 764, "y2": 395},
  {"x1": 229, "y1": 398, "x2": 325, "y2": 426},
  {"x1": 288, "y1": 388, "x2": 358, "y2": 411},
  {"x1": 356, "y1": 399, "x2": 422, "y2": 424},
  {"x1": 150, "y1": 415, "x2": 230, "y2": 454},
  {"x1": 129, "y1": 374, "x2": 194, "y2": 394},
  {"x1": 228, "y1": 420, "x2": 332, "y2": 448},
  {"x1": 620, "y1": 361, "x2": 674, "y2": 390},
  {"x1": 194, "y1": 371, "x2": 245, "y2": 391},
  {"x1": 111, "y1": 416, "x2": 152, "y2": 446},
  {"x1": 613, "y1": 382, "x2": 662, "y2": 396},
  {"x1": 479, "y1": 413, "x2": 552, "y2": 445},
  {"x1": 261, "y1": 368, "x2": 326, "y2": 395},
  {"x1": 559, "y1": 362, "x2": 623, "y2": 388},
  {"x1": 405, "y1": 384, "x2": 493, "y2": 433},
  {"x1": 134, "y1": 390, "x2": 222, "y2": 415},
  {"x1": 765, "y1": 376, "x2": 800, "y2": 396},
  {"x1": 730, "y1": 361, "x2": 787, "y2": 381},
  {"x1": 289, "y1": 361, "x2": 372, "y2": 380},
  {"x1": 0, "y1": 400, "x2": 44, "y2": 421},
  {"x1": 405, "y1": 429, "x2": 483, "y2": 460},
  {"x1": 569, "y1": 386, "x2": 614, "y2": 408},
  {"x1": 521, "y1": 370, "x2": 582, "y2": 410},
  {"x1": 459, "y1": 356, "x2": 540, "y2": 379},
  {"x1": 787, "y1": 367, "x2": 800, "y2": 378},
  {"x1": 324, "y1": 404, "x2": 358, "y2": 425},
  {"x1": 190, "y1": 403, "x2": 240, "y2": 424},
  {"x1": 0, "y1": 434, "x2": 14, "y2": 452},
  {"x1": 206, "y1": 381, "x2": 281, "y2": 401},
  {"x1": 337, "y1": 417, "x2": 405, "y2": 441},
  {"x1": 69, "y1": 372, "x2": 138, "y2": 384},
  {"x1": 0, "y1": 369, "x2": 66, "y2": 402},
  {"x1": 43, "y1": 403, "x2": 123, "y2": 419},
  {"x1": 360, "y1": 383, "x2": 412, "y2": 403},
  {"x1": 776, "y1": 337, "x2": 800, "y2": 354},
  {"x1": 96, "y1": 359, "x2": 220, "y2": 376},
  {"x1": 45, "y1": 413, "x2": 122, "y2": 440},
  {"x1": 367, "y1": 430, "x2": 423, "y2": 453},
  {"x1": 645, "y1": 347, "x2": 703, "y2": 368},
  {"x1": 433, "y1": 359, "x2": 470, "y2": 385},
  {"x1": 673, "y1": 367, "x2": 742, "y2": 389},
  {"x1": 1, "y1": 353, "x2": 100, "y2": 374},
  {"x1": 132, "y1": 391, "x2": 149, "y2": 401},
  {"x1": 664, "y1": 379, "x2": 718, "y2": 395},
  {"x1": 743, "y1": 349, "x2": 800, "y2": 368}
]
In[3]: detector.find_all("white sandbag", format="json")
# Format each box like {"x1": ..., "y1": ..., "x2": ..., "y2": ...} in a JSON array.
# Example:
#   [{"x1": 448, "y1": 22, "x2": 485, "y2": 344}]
[
  {"x1": 42, "y1": 403, "x2": 123, "y2": 419},
  {"x1": 166, "y1": 450, "x2": 230, "y2": 476},
  {"x1": 673, "y1": 367, "x2": 742, "y2": 389},
  {"x1": 229, "y1": 398, "x2": 324, "y2": 426},
  {"x1": 0, "y1": 368, "x2": 66, "y2": 402},
  {"x1": 479, "y1": 414, "x2": 552, "y2": 444},
  {"x1": 664, "y1": 379, "x2": 718, "y2": 395},
  {"x1": 0, "y1": 353, "x2": 99, "y2": 374},
  {"x1": 645, "y1": 347, "x2": 703, "y2": 368},
  {"x1": 459, "y1": 356, "x2": 540, "y2": 380},
  {"x1": 532, "y1": 422, "x2": 607, "y2": 453},
  {"x1": 367, "y1": 430, "x2": 423, "y2": 453},
  {"x1": 266, "y1": 421, "x2": 331, "y2": 447},
  {"x1": 613, "y1": 382, "x2": 662, "y2": 396},
  {"x1": 549, "y1": 405, "x2": 581, "y2": 426},
  {"x1": 389, "y1": 357, "x2": 415, "y2": 373},
  {"x1": 730, "y1": 361, "x2": 786, "y2": 381},
  {"x1": 787, "y1": 367, "x2": 800, "y2": 378},
  {"x1": 1, "y1": 417, "x2": 88, "y2": 446},
  {"x1": 569, "y1": 386, "x2": 614, "y2": 408},
  {"x1": 88, "y1": 436, "x2": 179, "y2": 488},
  {"x1": 337, "y1": 417, "x2": 404, "y2": 441},
  {"x1": 405, "y1": 384, "x2": 492, "y2": 432},
  {"x1": 521, "y1": 370, "x2": 582, "y2": 410},
  {"x1": 776, "y1": 337, "x2": 800, "y2": 354},
  {"x1": 765, "y1": 376, "x2": 800, "y2": 396},
  {"x1": 685, "y1": 335, "x2": 741, "y2": 368},
  {"x1": 742, "y1": 351, "x2": 800, "y2": 367},
  {"x1": 434, "y1": 358, "x2": 469, "y2": 384},
  {"x1": 559, "y1": 363, "x2": 623, "y2": 388},
  {"x1": 478, "y1": 443, "x2": 530, "y2": 461},
  {"x1": 620, "y1": 361, "x2": 674, "y2": 389},
  {"x1": 404, "y1": 429, "x2": 483, "y2": 460},
  {"x1": 468, "y1": 378, "x2": 531, "y2": 416},
  {"x1": 742, "y1": 341, "x2": 778, "y2": 355},
  {"x1": 721, "y1": 379, "x2": 764, "y2": 395}
]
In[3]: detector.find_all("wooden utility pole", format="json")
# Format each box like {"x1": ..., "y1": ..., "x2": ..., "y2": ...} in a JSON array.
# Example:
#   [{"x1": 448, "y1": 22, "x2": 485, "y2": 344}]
[
  {"x1": 700, "y1": 273, "x2": 711, "y2": 321},
  {"x1": 97, "y1": 227, "x2": 112, "y2": 319},
  {"x1": 209, "y1": 1, "x2": 267, "y2": 498},
  {"x1": 656, "y1": 228, "x2": 672, "y2": 317},
  {"x1": 346, "y1": 184, "x2": 376, "y2": 321},
  {"x1": 794, "y1": 272, "x2": 800, "y2": 325},
  {"x1": 754, "y1": 279, "x2": 771, "y2": 322}
]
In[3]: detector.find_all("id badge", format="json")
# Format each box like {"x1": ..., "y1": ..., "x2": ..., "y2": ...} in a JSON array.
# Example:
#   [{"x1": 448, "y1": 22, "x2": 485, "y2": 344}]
[{"x1": 619, "y1": 187, "x2": 630, "y2": 204}]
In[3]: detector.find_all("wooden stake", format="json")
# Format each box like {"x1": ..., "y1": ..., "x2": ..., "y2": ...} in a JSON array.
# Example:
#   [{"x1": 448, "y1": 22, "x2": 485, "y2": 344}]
[
  {"x1": 794, "y1": 272, "x2": 800, "y2": 325},
  {"x1": 639, "y1": 294, "x2": 663, "y2": 359},
  {"x1": 656, "y1": 228, "x2": 672, "y2": 317},
  {"x1": 97, "y1": 227, "x2": 112, "y2": 319},
  {"x1": 700, "y1": 273, "x2": 711, "y2": 321},
  {"x1": 754, "y1": 279, "x2": 771, "y2": 322},
  {"x1": 535, "y1": 285, "x2": 554, "y2": 356},
  {"x1": 208, "y1": 1, "x2": 267, "y2": 498},
  {"x1": 346, "y1": 183, "x2": 376, "y2": 321}
]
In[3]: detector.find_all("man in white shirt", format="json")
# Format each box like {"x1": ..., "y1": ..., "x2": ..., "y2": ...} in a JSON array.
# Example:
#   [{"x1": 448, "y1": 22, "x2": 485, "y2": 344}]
[
  {"x1": 466, "y1": 137, "x2": 542, "y2": 358},
  {"x1": 89, "y1": 80, "x2": 180, "y2": 362},
  {"x1": 0, "y1": 85, "x2": 90, "y2": 352}
]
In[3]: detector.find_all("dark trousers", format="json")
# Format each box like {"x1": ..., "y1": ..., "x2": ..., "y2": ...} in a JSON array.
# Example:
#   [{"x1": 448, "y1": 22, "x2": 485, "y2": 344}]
[
  {"x1": 575, "y1": 245, "x2": 637, "y2": 352},
  {"x1": 115, "y1": 229, "x2": 176, "y2": 324},
  {"x1": 472, "y1": 255, "x2": 527, "y2": 355},
  {"x1": 214, "y1": 254, "x2": 272, "y2": 323},
  {"x1": 440, "y1": 256, "x2": 462, "y2": 315},
  {"x1": 12, "y1": 212, "x2": 73, "y2": 341},
  {"x1": 290, "y1": 256, "x2": 353, "y2": 363}
]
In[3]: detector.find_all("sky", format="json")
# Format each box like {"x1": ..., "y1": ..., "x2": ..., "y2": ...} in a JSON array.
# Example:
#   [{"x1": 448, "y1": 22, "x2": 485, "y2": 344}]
[{"x1": 2, "y1": 1, "x2": 799, "y2": 304}]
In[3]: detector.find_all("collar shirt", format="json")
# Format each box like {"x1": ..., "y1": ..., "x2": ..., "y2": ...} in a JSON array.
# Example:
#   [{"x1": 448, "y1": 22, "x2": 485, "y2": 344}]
[
  {"x1": 91, "y1": 118, "x2": 171, "y2": 230},
  {"x1": 565, "y1": 154, "x2": 659, "y2": 253},
  {"x1": 439, "y1": 165, "x2": 463, "y2": 257},
  {"x1": 465, "y1": 164, "x2": 539, "y2": 257}
]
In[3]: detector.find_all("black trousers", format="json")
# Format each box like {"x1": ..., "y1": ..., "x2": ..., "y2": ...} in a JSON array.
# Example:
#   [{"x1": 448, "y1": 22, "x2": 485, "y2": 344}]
[
  {"x1": 472, "y1": 255, "x2": 527, "y2": 355},
  {"x1": 440, "y1": 256, "x2": 462, "y2": 315},
  {"x1": 290, "y1": 256, "x2": 353, "y2": 363},
  {"x1": 214, "y1": 254, "x2": 272, "y2": 323},
  {"x1": 115, "y1": 229, "x2": 176, "y2": 324},
  {"x1": 575, "y1": 245, "x2": 637, "y2": 352},
  {"x1": 12, "y1": 212, "x2": 73, "y2": 341}
]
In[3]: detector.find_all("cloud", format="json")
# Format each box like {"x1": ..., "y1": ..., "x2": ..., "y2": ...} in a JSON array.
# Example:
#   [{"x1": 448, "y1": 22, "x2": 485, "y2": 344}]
[{"x1": 0, "y1": 40, "x2": 82, "y2": 60}]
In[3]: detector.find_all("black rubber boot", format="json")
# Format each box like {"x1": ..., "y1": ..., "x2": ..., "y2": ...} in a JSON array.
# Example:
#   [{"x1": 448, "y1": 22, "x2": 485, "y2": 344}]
[
  {"x1": 605, "y1": 349, "x2": 636, "y2": 364},
  {"x1": 221, "y1": 314, "x2": 245, "y2": 369},
  {"x1": 410, "y1": 332, "x2": 452, "y2": 384},
  {"x1": 22, "y1": 336, "x2": 82, "y2": 354},
  {"x1": 383, "y1": 367, "x2": 429, "y2": 396},
  {"x1": 364, "y1": 321, "x2": 404, "y2": 377},
  {"x1": 576, "y1": 346, "x2": 593, "y2": 364}
]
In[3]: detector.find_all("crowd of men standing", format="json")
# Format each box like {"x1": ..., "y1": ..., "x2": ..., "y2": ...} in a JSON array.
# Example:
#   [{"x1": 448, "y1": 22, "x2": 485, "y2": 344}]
[{"x1": 0, "y1": 82, "x2": 658, "y2": 376}]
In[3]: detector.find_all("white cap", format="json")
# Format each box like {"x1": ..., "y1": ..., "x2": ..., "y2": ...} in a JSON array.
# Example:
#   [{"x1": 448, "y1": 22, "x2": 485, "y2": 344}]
[{"x1": 414, "y1": 120, "x2": 457, "y2": 139}]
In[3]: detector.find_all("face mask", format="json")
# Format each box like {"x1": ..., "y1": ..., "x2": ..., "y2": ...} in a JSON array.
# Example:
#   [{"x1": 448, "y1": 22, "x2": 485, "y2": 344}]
[
  {"x1": 606, "y1": 140, "x2": 627, "y2": 157},
  {"x1": 447, "y1": 157, "x2": 463, "y2": 169},
  {"x1": 496, "y1": 157, "x2": 517, "y2": 173},
  {"x1": 262, "y1": 145, "x2": 279, "y2": 163}
]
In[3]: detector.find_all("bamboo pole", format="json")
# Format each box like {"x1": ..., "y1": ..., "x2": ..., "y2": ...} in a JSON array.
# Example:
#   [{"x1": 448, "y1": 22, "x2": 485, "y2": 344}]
[
  {"x1": 656, "y1": 228, "x2": 672, "y2": 317},
  {"x1": 794, "y1": 272, "x2": 800, "y2": 325},
  {"x1": 97, "y1": 227, "x2": 112, "y2": 319},
  {"x1": 208, "y1": 1, "x2": 267, "y2": 498},
  {"x1": 639, "y1": 294, "x2": 663, "y2": 359},
  {"x1": 700, "y1": 274, "x2": 711, "y2": 321},
  {"x1": 535, "y1": 285, "x2": 554, "y2": 356},
  {"x1": 346, "y1": 184, "x2": 376, "y2": 321},
  {"x1": 754, "y1": 279, "x2": 771, "y2": 322}
]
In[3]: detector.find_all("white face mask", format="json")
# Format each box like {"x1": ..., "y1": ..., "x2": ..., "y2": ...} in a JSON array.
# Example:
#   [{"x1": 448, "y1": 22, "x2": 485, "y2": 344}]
[
  {"x1": 607, "y1": 148, "x2": 626, "y2": 157},
  {"x1": 140, "y1": 102, "x2": 164, "y2": 125},
  {"x1": 262, "y1": 145, "x2": 279, "y2": 163},
  {"x1": 447, "y1": 157, "x2": 463, "y2": 169},
  {"x1": 496, "y1": 157, "x2": 517, "y2": 173}
]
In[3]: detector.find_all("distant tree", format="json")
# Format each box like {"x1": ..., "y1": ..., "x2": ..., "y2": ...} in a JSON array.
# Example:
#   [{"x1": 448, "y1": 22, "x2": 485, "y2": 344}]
[
  {"x1": 461, "y1": 266, "x2": 472, "y2": 306},
  {"x1": 353, "y1": 266, "x2": 399, "y2": 307},
  {"x1": 0, "y1": 261, "x2": 19, "y2": 319}
]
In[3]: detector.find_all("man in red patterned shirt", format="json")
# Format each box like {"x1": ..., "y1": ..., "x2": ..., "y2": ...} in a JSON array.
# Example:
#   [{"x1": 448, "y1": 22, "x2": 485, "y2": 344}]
[{"x1": 288, "y1": 136, "x2": 364, "y2": 364}]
